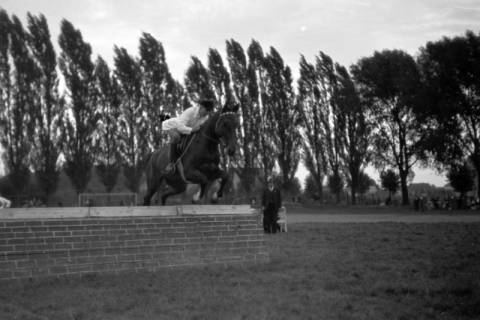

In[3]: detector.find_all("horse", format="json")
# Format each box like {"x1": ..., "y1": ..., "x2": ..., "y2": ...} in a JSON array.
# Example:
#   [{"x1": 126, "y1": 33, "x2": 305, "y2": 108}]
[{"x1": 143, "y1": 106, "x2": 239, "y2": 206}]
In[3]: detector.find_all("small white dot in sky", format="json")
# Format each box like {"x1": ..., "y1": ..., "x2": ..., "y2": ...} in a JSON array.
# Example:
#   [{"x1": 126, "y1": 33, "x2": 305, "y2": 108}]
[{"x1": 300, "y1": 26, "x2": 307, "y2": 32}]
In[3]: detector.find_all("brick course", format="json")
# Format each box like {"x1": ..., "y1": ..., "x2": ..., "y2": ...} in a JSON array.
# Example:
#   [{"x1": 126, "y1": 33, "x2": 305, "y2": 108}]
[{"x1": 0, "y1": 213, "x2": 268, "y2": 280}]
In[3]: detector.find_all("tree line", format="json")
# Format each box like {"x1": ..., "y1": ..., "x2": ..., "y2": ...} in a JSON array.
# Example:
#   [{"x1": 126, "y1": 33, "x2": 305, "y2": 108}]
[{"x1": 0, "y1": 9, "x2": 479, "y2": 205}]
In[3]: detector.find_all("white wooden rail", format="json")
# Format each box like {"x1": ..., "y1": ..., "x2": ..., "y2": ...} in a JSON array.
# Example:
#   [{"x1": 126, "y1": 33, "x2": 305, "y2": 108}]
[{"x1": 0, "y1": 205, "x2": 255, "y2": 220}]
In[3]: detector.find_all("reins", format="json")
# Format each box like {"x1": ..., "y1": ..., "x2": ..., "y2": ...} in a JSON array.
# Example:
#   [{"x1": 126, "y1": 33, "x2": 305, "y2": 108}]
[{"x1": 170, "y1": 133, "x2": 196, "y2": 168}]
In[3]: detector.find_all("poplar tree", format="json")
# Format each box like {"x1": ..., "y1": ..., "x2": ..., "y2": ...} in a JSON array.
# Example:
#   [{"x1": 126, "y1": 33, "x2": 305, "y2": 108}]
[
  {"x1": 58, "y1": 19, "x2": 98, "y2": 194},
  {"x1": 335, "y1": 65, "x2": 370, "y2": 205},
  {"x1": 208, "y1": 48, "x2": 234, "y2": 170},
  {"x1": 263, "y1": 47, "x2": 301, "y2": 191},
  {"x1": 0, "y1": 11, "x2": 13, "y2": 189},
  {"x1": 226, "y1": 39, "x2": 257, "y2": 195},
  {"x1": 94, "y1": 56, "x2": 121, "y2": 192},
  {"x1": 114, "y1": 46, "x2": 146, "y2": 192},
  {"x1": 207, "y1": 48, "x2": 233, "y2": 106},
  {"x1": 0, "y1": 13, "x2": 37, "y2": 197},
  {"x1": 184, "y1": 56, "x2": 215, "y2": 104},
  {"x1": 255, "y1": 47, "x2": 280, "y2": 184},
  {"x1": 27, "y1": 13, "x2": 64, "y2": 202},
  {"x1": 297, "y1": 55, "x2": 328, "y2": 200},
  {"x1": 315, "y1": 52, "x2": 345, "y2": 203},
  {"x1": 138, "y1": 33, "x2": 175, "y2": 150},
  {"x1": 245, "y1": 40, "x2": 265, "y2": 172}
]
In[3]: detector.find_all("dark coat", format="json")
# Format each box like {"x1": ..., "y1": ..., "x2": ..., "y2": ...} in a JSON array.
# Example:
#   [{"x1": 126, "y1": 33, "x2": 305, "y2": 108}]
[{"x1": 262, "y1": 187, "x2": 282, "y2": 216}]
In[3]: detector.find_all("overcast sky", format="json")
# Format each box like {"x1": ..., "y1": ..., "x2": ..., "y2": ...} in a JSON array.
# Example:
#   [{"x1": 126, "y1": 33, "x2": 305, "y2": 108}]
[{"x1": 1, "y1": 0, "x2": 480, "y2": 186}]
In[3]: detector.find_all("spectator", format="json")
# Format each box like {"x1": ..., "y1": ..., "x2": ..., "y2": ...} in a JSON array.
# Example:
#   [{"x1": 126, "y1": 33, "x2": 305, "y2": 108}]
[
  {"x1": 262, "y1": 178, "x2": 282, "y2": 234},
  {"x1": 413, "y1": 194, "x2": 420, "y2": 211},
  {"x1": 419, "y1": 190, "x2": 427, "y2": 212}
]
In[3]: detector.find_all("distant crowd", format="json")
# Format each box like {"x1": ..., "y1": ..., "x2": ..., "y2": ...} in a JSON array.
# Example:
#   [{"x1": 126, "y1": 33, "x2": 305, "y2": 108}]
[{"x1": 412, "y1": 194, "x2": 480, "y2": 211}]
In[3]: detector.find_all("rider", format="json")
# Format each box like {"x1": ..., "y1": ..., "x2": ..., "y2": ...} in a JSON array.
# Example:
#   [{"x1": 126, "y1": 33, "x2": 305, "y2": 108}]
[{"x1": 162, "y1": 99, "x2": 215, "y2": 183}]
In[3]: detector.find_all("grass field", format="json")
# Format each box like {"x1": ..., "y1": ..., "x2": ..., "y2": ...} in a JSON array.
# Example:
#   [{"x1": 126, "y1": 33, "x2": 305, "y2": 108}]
[{"x1": 1, "y1": 222, "x2": 479, "y2": 320}]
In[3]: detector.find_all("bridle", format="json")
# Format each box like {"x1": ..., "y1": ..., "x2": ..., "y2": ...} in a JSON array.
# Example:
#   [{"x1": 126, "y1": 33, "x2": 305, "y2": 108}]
[{"x1": 201, "y1": 111, "x2": 237, "y2": 143}]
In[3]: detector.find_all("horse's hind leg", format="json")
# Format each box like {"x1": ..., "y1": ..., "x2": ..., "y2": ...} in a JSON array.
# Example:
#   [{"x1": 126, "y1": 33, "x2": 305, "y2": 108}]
[
  {"x1": 143, "y1": 186, "x2": 155, "y2": 206},
  {"x1": 143, "y1": 177, "x2": 163, "y2": 206},
  {"x1": 161, "y1": 181, "x2": 187, "y2": 205}
]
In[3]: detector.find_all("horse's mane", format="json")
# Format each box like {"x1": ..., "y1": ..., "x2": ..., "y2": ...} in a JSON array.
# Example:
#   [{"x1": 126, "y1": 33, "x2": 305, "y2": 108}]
[{"x1": 199, "y1": 110, "x2": 237, "y2": 136}]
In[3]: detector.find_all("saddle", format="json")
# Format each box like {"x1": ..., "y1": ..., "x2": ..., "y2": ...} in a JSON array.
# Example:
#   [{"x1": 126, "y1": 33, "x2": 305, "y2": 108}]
[
  {"x1": 173, "y1": 134, "x2": 191, "y2": 157},
  {"x1": 166, "y1": 134, "x2": 194, "y2": 171}
]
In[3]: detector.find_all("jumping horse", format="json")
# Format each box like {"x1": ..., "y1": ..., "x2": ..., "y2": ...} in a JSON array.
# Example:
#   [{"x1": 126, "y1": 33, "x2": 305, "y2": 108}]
[{"x1": 143, "y1": 105, "x2": 239, "y2": 205}]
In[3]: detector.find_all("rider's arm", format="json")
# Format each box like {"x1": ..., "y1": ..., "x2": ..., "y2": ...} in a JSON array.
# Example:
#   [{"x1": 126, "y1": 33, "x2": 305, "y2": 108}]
[
  {"x1": 162, "y1": 106, "x2": 197, "y2": 134},
  {"x1": 175, "y1": 106, "x2": 199, "y2": 134}
]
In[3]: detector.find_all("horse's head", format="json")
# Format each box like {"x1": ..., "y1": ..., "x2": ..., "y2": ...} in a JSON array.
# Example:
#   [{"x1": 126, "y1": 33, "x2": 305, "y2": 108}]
[{"x1": 215, "y1": 104, "x2": 240, "y2": 156}]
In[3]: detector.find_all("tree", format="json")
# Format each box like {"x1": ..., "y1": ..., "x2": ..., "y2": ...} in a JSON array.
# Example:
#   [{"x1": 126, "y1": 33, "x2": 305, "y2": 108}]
[
  {"x1": 284, "y1": 177, "x2": 302, "y2": 197},
  {"x1": 335, "y1": 65, "x2": 370, "y2": 205},
  {"x1": 263, "y1": 47, "x2": 302, "y2": 190},
  {"x1": 380, "y1": 169, "x2": 399, "y2": 202},
  {"x1": 226, "y1": 39, "x2": 258, "y2": 196},
  {"x1": 351, "y1": 50, "x2": 423, "y2": 205},
  {"x1": 58, "y1": 19, "x2": 98, "y2": 194},
  {"x1": 93, "y1": 56, "x2": 121, "y2": 192},
  {"x1": 0, "y1": 11, "x2": 14, "y2": 189},
  {"x1": 138, "y1": 33, "x2": 175, "y2": 150},
  {"x1": 208, "y1": 48, "x2": 233, "y2": 106},
  {"x1": 417, "y1": 31, "x2": 480, "y2": 198},
  {"x1": 297, "y1": 55, "x2": 329, "y2": 201},
  {"x1": 255, "y1": 47, "x2": 278, "y2": 181},
  {"x1": 27, "y1": 13, "x2": 64, "y2": 202},
  {"x1": 208, "y1": 48, "x2": 234, "y2": 171},
  {"x1": 114, "y1": 46, "x2": 147, "y2": 192},
  {"x1": 304, "y1": 174, "x2": 321, "y2": 201},
  {"x1": 447, "y1": 163, "x2": 474, "y2": 205},
  {"x1": 356, "y1": 171, "x2": 375, "y2": 196},
  {"x1": 313, "y1": 53, "x2": 345, "y2": 205},
  {"x1": 184, "y1": 56, "x2": 215, "y2": 104},
  {"x1": 0, "y1": 14, "x2": 37, "y2": 196},
  {"x1": 327, "y1": 171, "x2": 344, "y2": 203},
  {"x1": 0, "y1": 11, "x2": 11, "y2": 115}
]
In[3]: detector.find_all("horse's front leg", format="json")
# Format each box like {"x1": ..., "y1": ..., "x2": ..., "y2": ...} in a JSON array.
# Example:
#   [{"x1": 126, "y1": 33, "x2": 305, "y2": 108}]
[
  {"x1": 161, "y1": 178, "x2": 187, "y2": 205},
  {"x1": 185, "y1": 169, "x2": 209, "y2": 203},
  {"x1": 213, "y1": 169, "x2": 229, "y2": 200}
]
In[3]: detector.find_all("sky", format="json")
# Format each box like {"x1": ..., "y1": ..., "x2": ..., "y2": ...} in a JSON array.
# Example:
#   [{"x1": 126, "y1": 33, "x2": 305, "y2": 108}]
[{"x1": 1, "y1": 0, "x2": 480, "y2": 186}]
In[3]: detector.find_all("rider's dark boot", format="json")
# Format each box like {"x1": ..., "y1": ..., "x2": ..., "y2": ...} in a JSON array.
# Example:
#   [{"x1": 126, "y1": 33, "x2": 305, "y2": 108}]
[
  {"x1": 165, "y1": 136, "x2": 178, "y2": 173},
  {"x1": 177, "y1": 162, "x2": 191, "y2": 184}
]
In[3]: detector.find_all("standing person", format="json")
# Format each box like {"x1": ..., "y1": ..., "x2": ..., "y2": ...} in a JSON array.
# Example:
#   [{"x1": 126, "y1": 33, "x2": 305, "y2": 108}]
[
  {"x1": 161, "y1": 99, "x2": 215, "y2": 183},
  {"x1": 262, "y1": 178, "x2": 282, "y2": 234}
]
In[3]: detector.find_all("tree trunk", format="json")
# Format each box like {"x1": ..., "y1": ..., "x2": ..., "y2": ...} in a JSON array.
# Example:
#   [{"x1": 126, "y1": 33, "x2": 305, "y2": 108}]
[
  {"x1": 350, "y1": 166, "x2": 359, "y2": 205},
  {"x1": 350, "y1": 175, "x2": 357, "y2": 205},
  {"x1": 473, "y1": 157, "x2": 480, "y2": 200},
  {"x1": 400, "y1": 171, "x2": 409, "y2": 205},
  {"x1": 316, "y1": 175, "x2": 323, "y2": 202},
  {"x1": 477, "y1": 169, "x2": 480, "y2": 200}
]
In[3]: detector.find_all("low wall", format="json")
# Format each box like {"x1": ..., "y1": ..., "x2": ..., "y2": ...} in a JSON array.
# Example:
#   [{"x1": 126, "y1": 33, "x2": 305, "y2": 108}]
[{"x1": 0, "y1": 205, "x2": 268, "y2": 281}]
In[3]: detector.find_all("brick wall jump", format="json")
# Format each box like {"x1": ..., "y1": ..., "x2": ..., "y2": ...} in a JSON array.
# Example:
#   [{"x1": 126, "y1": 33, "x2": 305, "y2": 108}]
[{"x1": 0, "y1": 214, "x2": 268, "y2": 280}]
